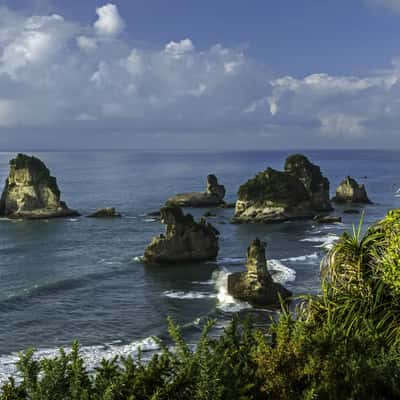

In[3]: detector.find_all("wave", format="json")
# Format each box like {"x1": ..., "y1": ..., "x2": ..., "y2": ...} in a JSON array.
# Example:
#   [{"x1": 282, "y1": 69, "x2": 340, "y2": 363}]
[
  {"x1": 163, "y1": 290, "x2": 216, "y2": 299},
  {"x1": 217, "y1": 257, "x2": 246, "y2": 265},
  {"x1": 0, "y1": 336, "x2": 159, "y2": 385},
  {"x1": 281, "y1": 252, "x2": 319, "y2": 264},
  {"x1": 212, "y1": 269, "x2": 250, "y2": 312},
  {"x1": 268, "y1": 260, "x2": 296, "y2": 284},
  {"x1": 132, "y1": 255, "x2": 144, "y2": 264},
  {"x1": 301, "y1": 234, "x2": 340, "y2": 250}
]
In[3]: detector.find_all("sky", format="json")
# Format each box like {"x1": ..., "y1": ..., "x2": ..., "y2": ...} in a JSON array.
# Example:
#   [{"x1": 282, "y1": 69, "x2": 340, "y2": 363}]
[{"x1": 1, "y1": 0, "x2": 400, "y2": 149}]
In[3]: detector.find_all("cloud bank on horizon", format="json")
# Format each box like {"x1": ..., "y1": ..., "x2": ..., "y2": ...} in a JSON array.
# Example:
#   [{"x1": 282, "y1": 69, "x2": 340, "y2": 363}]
[{"x1": 0, "y1": 2, "x2": 400, "y2": 148}]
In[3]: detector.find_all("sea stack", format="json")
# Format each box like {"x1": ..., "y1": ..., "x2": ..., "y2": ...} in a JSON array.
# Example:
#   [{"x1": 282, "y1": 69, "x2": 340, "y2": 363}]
[
  {"x1": 88, "y1": 207, "x2": 122, "y2": 218},
  {"x1": 333, "y1": 176, "x2": 372, "y2": 204},
  {"x1": 227, "y1": 239, "x2": 291, "y2": 307},
  {"x1": 0, "y1": 154, "x2": 79, "y2": 219},
  {"x1": 143, "y1": 205, "x2": 219, "y2": 265},
  {"x1": 166, "y1": 174, "x2": 226, "y2": 207},
  {"x1": 233, "y1": 154, "x2": 332, "y2": 223}
]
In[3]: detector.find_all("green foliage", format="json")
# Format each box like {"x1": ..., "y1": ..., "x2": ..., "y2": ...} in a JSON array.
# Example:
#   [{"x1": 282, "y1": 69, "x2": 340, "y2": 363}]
[{"x1": 3, "y1": 210, "x2": 400, "y2": 399}]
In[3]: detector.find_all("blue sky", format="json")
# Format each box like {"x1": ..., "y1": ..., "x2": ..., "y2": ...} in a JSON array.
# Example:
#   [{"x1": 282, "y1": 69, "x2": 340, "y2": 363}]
[{"x1": 0, "y1": 0, "x2": 400, "y2": 149}]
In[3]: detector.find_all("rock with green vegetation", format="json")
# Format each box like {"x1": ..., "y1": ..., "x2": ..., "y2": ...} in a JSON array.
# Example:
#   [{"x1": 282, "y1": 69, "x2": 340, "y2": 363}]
[
  {"x1": 143, "y1": 205, "x2": 219, "y2": 265},
  {"x1": 0, "y1": 154, "x2": 79, "y2": 219},
  {"x1": 333, "y1": 176, "x2": 372, "y2": 204},
  {"x1": 233, "y1": 154, "x2": 332, "y2": 223},
  {"x1": 87, "y1": 207, "x2": 121, "y2": 218},
  {"x1": 227, "y1": 238, "x2": 291, "y2": 306},
  {"x1": 284, "y1": 154, "x2": 332, "y2": 211},
  {"x1": 166, "y1": 174, "x2": 226, "y2": 207}
]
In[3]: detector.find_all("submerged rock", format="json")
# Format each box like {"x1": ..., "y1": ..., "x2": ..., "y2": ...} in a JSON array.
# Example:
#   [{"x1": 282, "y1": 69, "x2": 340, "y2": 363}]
[
  {"x1": 343, "y1": 209, "x2": 360, "y2": 214},
  {"x1": 88, "y1": 207, "x2": 121, "y2": 218},
  {"x1": 166, "y1": 174, "x2": 226, "y2": 207},
  {"x1": 143, "y1": 205, "x2": 219, "y2": 265},
  {"x1": 333, "y1": 176, "x2": 372, "y2": 204},
  {"x1": 314, "y1": 215, "x2": 342, "y2": 224},
  {"x1": 227, "y1": 239, "x2": 291, "y2": 307},
  {"x1": 233, "y1": 154, "x2": 332, "y2": 223},
  {"x1": 0, "y1": 154, "x2": 79, "y2": 219}
]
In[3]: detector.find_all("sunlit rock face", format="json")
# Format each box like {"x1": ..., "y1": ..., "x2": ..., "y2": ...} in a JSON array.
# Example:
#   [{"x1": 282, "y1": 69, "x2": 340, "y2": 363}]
[
  {"x1": 143, "y1": 205, "x2": 219, "y2": 265},
  {"x1": 333, "y1": 176, "x2": 372, "y2": 204},
  {"x1": 233, "y1": 154, "x2": 332, "y2": 223},
  {"x1": 0, "y1": 154, "x2": 79, "y2": 219},
  {"x1": 227, "y1": 239, "x2": 291, "y2": 307},
  {"x1": 166, "y1": 174, "x2": 226, "y2": 207}
]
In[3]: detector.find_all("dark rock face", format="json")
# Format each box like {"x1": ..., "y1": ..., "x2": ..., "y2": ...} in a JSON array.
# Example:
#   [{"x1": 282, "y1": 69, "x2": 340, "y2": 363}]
[
  {"x1": 284, "y1": 154, "x2": 332, "y2": 211},
  {"x1": 333, "y1": 176, "x2": 372, "y2": 204},
  {"x1": 88, "y1": 208, "x2": 121, "y2": 218},
  {"x1": 227, "y1": 239, "x2": 291, "y2": 307},
  {"x1": 143, "y1": 205, "x2": 219, "y2": 265},
  {"x1": 0, "y1": 154, "x2": 79, "y2": 219},
  {"x1": 233, "y1": 155, "x2": 332, "y2": 223},
  {"x1": 166, "y1": 174, "x2": 226, "y2": 207}
]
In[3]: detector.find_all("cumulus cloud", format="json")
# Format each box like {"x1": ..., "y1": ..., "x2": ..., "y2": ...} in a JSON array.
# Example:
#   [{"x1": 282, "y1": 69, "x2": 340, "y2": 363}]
[
  {"x1": 1, "y1": 2, "x2": 400, "y2": 148},
  {"x1": 94, "y1": 3, "x2": 125, "y2": 36}
]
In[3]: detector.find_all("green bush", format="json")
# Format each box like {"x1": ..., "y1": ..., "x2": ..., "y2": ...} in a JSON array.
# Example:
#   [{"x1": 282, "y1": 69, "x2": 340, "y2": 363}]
[{"x1": 3, "y1": 210, "x2": 400, "y2": 399}]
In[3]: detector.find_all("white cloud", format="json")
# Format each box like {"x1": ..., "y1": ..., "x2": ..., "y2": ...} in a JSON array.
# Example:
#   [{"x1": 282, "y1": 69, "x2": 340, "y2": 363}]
[
  {"x1": 77, "y1": 35, "x2": 97, "y2": 51},
  {"x1": 94, "y1": 3, "x2": 125, "y2": 36},
  {"x1": 164, "y1": 38, "x2": 194, "y2": 58}
]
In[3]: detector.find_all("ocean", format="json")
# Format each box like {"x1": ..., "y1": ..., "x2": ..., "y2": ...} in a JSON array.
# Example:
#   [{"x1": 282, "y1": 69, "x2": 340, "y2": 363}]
[{"x1": 0, "y1": 149, "x2": 399, "y2": 381}]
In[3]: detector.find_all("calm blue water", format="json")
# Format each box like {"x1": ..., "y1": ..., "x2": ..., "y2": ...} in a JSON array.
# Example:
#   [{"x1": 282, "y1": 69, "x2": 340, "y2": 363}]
[{"x1": 0, "y1": 149, "x2": 399, "y2": 378}]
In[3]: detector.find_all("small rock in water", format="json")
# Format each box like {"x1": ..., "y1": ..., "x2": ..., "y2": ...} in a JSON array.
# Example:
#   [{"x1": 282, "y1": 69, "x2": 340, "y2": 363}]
[
  {"x1": 166, "y1": 174, "x2": 226, "y2": 207},
  {"x1": 203, "y1": 211, "x2": 217, "y2": 218},
  {"x1": 88, "y1": 207, "x2": 121, "y2": 218},
  {"x1": 227, "y1": 238, "x2": 291, "y2": 307},
  {"x1": 313, "y1": 215, "x2": 342, "y2": 224},
  {"x1": 333, "y1": 176, "x2": 372, "y2": 204},
  {"x1": 343, "y1": 209, "x2": 360, "y2": 214}
]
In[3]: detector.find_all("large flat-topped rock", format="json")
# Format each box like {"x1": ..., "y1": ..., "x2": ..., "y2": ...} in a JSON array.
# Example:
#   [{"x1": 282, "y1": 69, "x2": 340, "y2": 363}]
[
  {"x1": 233, "y1": 154, "x2": 332, "y2": 223},
  {"x1": 0, "y1": 154, "x2": 79, "y2": 219}
]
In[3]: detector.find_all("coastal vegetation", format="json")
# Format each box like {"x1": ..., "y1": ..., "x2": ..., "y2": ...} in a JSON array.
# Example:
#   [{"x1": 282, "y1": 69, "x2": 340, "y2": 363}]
[{"x1": 2, "y1": 209, "x2": 400, "y2": 399}]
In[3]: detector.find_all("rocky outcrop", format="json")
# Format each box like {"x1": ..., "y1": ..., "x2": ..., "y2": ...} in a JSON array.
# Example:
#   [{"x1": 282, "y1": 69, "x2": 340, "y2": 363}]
[
  {"x1": 143, "y1": 205, "x2": 219, "y2": 265},
  {"x1": 166, "y1": 174, "x2": 226, "y2": 207},
  {"x1": 0, "y1": 154, "x2": 79, "y2": 219},
  {"x1": 333, "y1": 176, "x2": 372, "y2": 204},
  {"x1": 233, "y1": 154, "x2": 332, "y2": 223},
  {"x1": 227, "y1": 239, "x2": 291, "y2": 307},
  {"x1": 313, "y1": 215, "x2": 342, "y2": 224},
  {"x1": 88, "y1": 207, "x2": 121, "y2": 218}
]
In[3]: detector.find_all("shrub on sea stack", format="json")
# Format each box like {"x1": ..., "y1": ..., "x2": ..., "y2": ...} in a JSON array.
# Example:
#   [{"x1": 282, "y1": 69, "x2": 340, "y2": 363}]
[{"x1": 0, "y1": 154, "x2": 79, "y2": 219}]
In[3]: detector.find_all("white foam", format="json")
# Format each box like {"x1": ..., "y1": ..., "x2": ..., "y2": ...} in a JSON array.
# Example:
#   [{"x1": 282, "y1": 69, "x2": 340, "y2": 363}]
[
  {"x1": 281, "y1": 252, "x2": 319, "y2": 263},
  {"x1": 132, "y1": 256, "x2": 144, "y2": 263},
  {"x1": 217, "y1": 257, "x2": 246, "y2": 265},
  {"x1": 0, "y1": 336, "x2": 159, "y2": 385},
  {"x1": 268, "y1": 260, "x2": 296, "y2": 284},
  {"x1": 163, "y1": 290, "x2": 216, "y2": 299},
  {"x1": 301, "y1": 234, "x2": 340, "y2": 250},
  {"x1": 144, "y1": 218, "x2": 157, "y2": 222},
  {"x1": 212, "y1": 269, "x2": 250, "y2": 312},
  {"x1": 191, "y1": 280, "x2": 214, "y2": 285}
]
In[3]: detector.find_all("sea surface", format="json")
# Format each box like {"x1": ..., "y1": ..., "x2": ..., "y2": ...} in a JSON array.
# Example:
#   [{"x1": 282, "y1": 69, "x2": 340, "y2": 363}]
[{"x1": 0, "y1": 149, "x2": 399, "y2": 381}]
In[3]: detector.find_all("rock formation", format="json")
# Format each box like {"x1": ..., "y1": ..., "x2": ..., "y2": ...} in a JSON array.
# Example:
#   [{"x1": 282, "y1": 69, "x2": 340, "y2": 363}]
[
  {"x1": 313, "y1": 215, "x2": 342, "y2": 224},
  {"x1": 227, "y1": 239, "x2": 291, "y2": 307},
  {"x1": 143, "y1": 205, "x2": 219, "y2": 265},
  {"x1": 0, "y1": 154, "x2": 79, "y2": 219},
  {"x1": 332, "y1": 176, "x2": 372, "y2": 204},
  {"x1": 88, "y1": 207, "x2": 121, "y2": 218},
  {"x1": 166, "y1": 174, "x2": 226, "y2": 207},
  {"x1": 233, "y1": 154, "x2": 332, "y2": 223}
]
